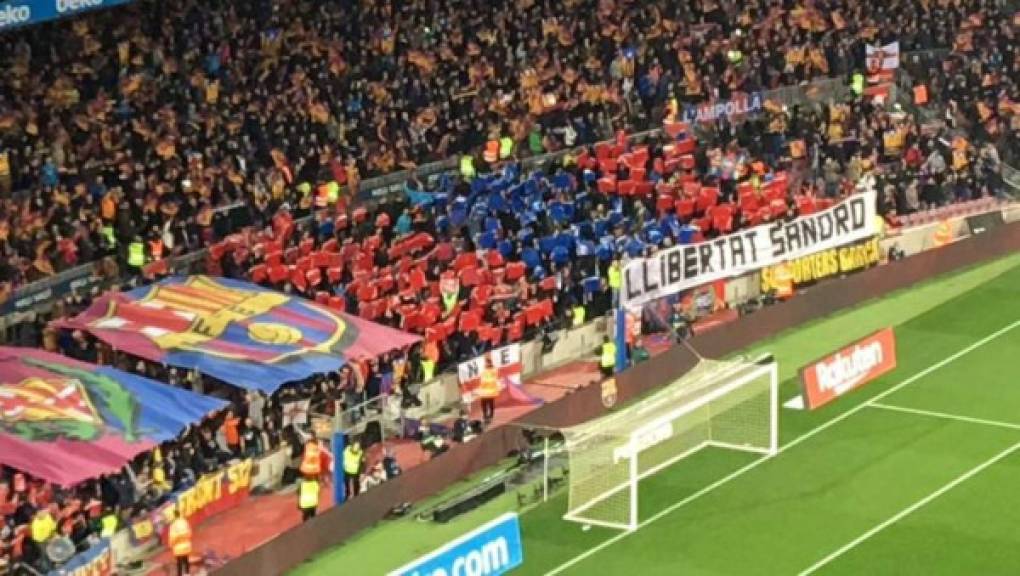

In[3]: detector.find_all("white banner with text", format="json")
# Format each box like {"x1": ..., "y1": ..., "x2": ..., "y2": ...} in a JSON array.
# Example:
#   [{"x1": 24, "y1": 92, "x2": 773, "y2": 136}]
[{"x1": 622, "y1": 190, "x2": 878, "y2": 308}]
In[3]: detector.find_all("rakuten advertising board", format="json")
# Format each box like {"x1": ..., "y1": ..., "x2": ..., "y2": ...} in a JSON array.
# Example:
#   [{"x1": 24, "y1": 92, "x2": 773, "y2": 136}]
[
  {"x1": 800, "y1": 327, "x2": 897, "y2": 410},
  {"x1": 390, "y1": 513, "x2": 524, "y2": 576}
]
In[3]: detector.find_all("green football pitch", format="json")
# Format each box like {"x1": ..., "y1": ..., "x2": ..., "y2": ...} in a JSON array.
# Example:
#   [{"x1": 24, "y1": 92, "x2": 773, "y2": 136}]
[{"x1": 293, "y1": 252, "x2": 1020, "y2": 576}]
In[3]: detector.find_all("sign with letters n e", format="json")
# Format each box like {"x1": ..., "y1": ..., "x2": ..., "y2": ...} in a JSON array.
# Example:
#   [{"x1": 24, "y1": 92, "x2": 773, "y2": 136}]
[
  {"x1": 390, "y1": 513, "x2": 524, "y2": 576},
  {"x1": 622, "y1": 190, "x2": 877, "y2": 308}
]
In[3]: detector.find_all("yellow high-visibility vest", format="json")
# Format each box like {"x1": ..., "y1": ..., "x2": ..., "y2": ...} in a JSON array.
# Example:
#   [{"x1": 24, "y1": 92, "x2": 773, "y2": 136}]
[
  {"x1": 479, "y1": 367, "x2": 500, "y2": 398},
  {"x1": 460, "y1": 155, "x2": 476, "y2": 179},
  {"x1": 572, "y1": 305, "x2": 586, "y2": 327},
  {"x1": 100, "y1": 513, "x2": 118, "y2": 538},
  {"x1": 421, "y1": 359, "x2": 436, "y2": 382},
  {"x1": 127, "y1": 242, "x2": 146, "y2": 268},
  {"x1": 499, "y1": 137, "x2": 514, "y2": 159},
  {"x1": 607, "y1": 263, "x2": 622, "y2": 290},
  {"x1": 600, "y1": 342, "x2": 617, "y2": 368},
  {"x1": 343, "y1": 446, "x2": 361, "y2": 475},
  {"x1": 31, "y1": 514, "x2": 56, "y2": 543},
  {"x1": 102, "y1": 226, "x2": 117, "y2": 247},
  {"x1": 168, "y1": 518, "x2": 192, "y2": 557},
  {"x1": 299, "y1": 479, "x2": 320, "y2": 510}
]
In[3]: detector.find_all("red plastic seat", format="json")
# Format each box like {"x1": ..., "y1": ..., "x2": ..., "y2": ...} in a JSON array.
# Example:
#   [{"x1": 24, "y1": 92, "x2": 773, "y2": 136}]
[
  {"x1": 306, "y1": 268, "x2": 322, "y2": 287},
  {"x1": 505, "y1": 261, "x2": 526, "y2": 281},
  {"x1": 328, "y1": 296, "x2": 346, "y2": 312},
  {"x1": 268, "y1": 264, "x2": 290, "y2": 284},
  {"x1": 290, "y1": 268, "x2": 308, "y2": 292},
  {"x1": 453, "y1": 252, "x2": 479, "y2": 271},
  {"x1": 597, "y1": 177, "x2": 617, "y2": 194},
  {"x1": 249, "y1": 264, "x2": 267, "y2": 284},
  {"x1": 673, "y1": 137, "x2": 696, "y2": 155},
  {"x1": 697, "y1": 187, "x2": 719, "y2": 213},
  {"x1": 485, "y1": 251, "x2": 505, "y2": 269},
  {"x1": 712, "y1": 204, "x2": 735, "y2": 234},
  {"x1": 460, "y1": 267, "x2": 484, "y2": 287},
  {"x1": 676, "y1": 198, "x2": 696, "y2": 219},
  {"x1": 537, "y1": 276, "x2": 557, "y2": 292},
  {"x1": 656, "y1": 196, "x2": 675, "y2": 216}
]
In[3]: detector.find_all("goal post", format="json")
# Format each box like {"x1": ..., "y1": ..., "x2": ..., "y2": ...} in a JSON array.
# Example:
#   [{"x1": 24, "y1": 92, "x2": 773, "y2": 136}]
[{"x1": 563, "y1": 358, "x2": 779, "y2": 531}]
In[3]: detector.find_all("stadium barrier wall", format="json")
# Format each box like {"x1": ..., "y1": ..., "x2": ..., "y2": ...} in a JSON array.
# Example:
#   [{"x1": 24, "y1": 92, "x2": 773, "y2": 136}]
[
  {"x1": 110, "y1": 447, "x2": 291, "y2": 564},
  {"x1": 213, "y1": 219, "x2": 1020, "y2": 576},
  {"x1": 214, "y1": 426, "x2": 526, "y2": 576}
]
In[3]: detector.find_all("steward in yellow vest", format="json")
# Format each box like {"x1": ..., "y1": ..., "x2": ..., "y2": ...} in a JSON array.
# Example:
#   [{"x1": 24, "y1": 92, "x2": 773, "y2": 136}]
[
  {"x1": 343, "y1": 439, "x2": 364, "y2": 499},
  {"x1": 600, "y1": 336, "x2": 616, "y2": 377},
  {"x1": 167, "y1": 511, "x2": 192, "y2": 575},
  {"x1": 299, "y1": 478, "x2": 320, "y2": 521},
  {"x1": 127, "y1": 238, "x2": 146, "y2": 269}
]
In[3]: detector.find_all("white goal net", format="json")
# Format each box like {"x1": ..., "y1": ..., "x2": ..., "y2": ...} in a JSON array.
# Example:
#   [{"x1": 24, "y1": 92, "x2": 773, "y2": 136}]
[{"x1": 563, "y1": 357, "x2": 778, "y2": 531}]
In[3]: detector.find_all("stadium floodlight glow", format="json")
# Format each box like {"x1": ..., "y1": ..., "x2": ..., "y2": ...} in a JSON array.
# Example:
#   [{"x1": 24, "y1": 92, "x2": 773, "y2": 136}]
[{"x1": 562, "y1": 357, "x2": 779, "y2": 531}]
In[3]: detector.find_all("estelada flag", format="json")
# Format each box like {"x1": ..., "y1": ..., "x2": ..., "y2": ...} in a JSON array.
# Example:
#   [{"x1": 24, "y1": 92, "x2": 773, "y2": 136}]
[
  {"x1": 0, "y1": 347, "x2": 226, "y2": 486},
  {"x1": 53, "y1": 276, "x2": 421, "y2": 393},
  {"x1": 457, "y1": 344, "x2": 540, "y2": 406},
  {"x1": 866, "y1": 41, "x2": 900, "y2": 83}
]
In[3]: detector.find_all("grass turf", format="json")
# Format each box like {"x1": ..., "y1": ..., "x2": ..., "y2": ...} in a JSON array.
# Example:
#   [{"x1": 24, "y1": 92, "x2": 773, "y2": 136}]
[{"x1": 291, "y1": 252, "x2": 1020, "y2": 575}]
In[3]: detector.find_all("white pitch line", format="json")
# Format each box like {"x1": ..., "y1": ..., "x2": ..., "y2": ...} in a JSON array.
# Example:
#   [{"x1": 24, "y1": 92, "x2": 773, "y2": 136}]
[
  {"x1": 797, "y1": 441, "x2": 1020, "y2": 575},
  {"x1": 868, "y1": 402, "x2": 1020, "y2": 431},
  {"x1": 544, "y1": 318, "x2": 1020, "y2": 576}
]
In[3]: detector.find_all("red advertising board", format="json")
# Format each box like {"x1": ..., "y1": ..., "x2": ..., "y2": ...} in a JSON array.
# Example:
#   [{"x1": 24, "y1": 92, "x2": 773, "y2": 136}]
[{"x1": 800, "y1": 328, "x2": 897, "y2": 410}]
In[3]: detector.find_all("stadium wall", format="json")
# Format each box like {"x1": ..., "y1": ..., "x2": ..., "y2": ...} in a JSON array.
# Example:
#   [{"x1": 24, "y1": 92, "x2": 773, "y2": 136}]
[{"x1": 213, "y1": 219, "x2": 1020, "y2": 576}]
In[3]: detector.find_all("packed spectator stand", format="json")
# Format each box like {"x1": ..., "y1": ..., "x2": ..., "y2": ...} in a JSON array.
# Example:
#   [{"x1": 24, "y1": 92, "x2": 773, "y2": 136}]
[
  {"x1": 0, "y1": 0, "x2": 1016, "y2": 294},
  {"x1": 0, "y1": 0, "x2": 1018, "y2": 573}
]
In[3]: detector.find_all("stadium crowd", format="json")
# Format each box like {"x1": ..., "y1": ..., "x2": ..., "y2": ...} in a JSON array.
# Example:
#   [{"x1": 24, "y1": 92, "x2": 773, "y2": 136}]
[
  {"x1": 0, "y1": 0, "x2": 1017, "y2": 572},
  {"x1": 0, "y1": 0, "x2": 1016, "y2": 294}
]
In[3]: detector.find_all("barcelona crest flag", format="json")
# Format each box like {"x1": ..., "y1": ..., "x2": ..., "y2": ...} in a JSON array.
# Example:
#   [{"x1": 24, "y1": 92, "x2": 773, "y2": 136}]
[
  {"x1": 0, "y1": 348, "x2": 226, "y2": 487},
  {"x1": 55, "y1": 276, "x2": 421, "y2": 393}
]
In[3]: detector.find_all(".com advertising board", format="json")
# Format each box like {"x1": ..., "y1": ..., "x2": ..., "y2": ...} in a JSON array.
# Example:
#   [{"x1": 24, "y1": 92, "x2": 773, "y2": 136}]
[
  {"x1": 0, "y1": 0, "x2": 133, "y2": 32},
  {"x1": 390, "y1": 513, "x2": 524, "y2": 576}
]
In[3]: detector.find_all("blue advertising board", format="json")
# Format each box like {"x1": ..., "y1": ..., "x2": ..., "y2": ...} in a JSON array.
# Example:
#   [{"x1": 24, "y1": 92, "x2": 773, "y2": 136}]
[
  {"x1": 390, "y1": 513, "x2": 524, "y2": 576},
  {"x1": 0, "y1": 0, "x2": 133, "y2": 32}
]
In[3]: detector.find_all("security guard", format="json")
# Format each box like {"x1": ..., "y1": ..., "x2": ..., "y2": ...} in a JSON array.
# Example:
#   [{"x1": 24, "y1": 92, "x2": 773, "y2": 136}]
[
  {"x1": 167, "y1": 510, "x2": 192, "y2": 576},
  {"x1": 570, "y1": 304, "x2": 586, "y2": 328},
  {"x1": 343, "y1": 439, "x2": 364, "y2": 499},
  {"x1": 299, "y1": 439, "x2": 321, "y2": 479},
  {"x1": 460, "y1": 155, "x2": 476, "y2": 180},
  {"x1": 478, "y1": 357, "x2": 501, "y2": 424},
  {"x1": 126, "y1": 236, "x2": 146, "y2": 269},
  {"x1": 600, "y1": 336, "x2": 616, "y2": 377},
  {"x1": 298, "y1": 477, "x2": 320, "y2": 522},
  {"x1": 671, "y1": 305, "x2": 690, "y2": 342},
  {"x1": 773, "y1": 262, "x2": 794, "y2": 299},
  {"x1": 499, "y1": 135, "x2": 514, "y2": 160},
  {"x1": 607, "y1": 259, "x2": 622, "y2": 306}
]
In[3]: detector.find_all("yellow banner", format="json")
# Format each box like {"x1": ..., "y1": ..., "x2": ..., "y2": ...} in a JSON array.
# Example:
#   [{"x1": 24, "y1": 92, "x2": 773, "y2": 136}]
[{"x1": 762, "y1": 237, "x2": 881, "y2": 291}]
